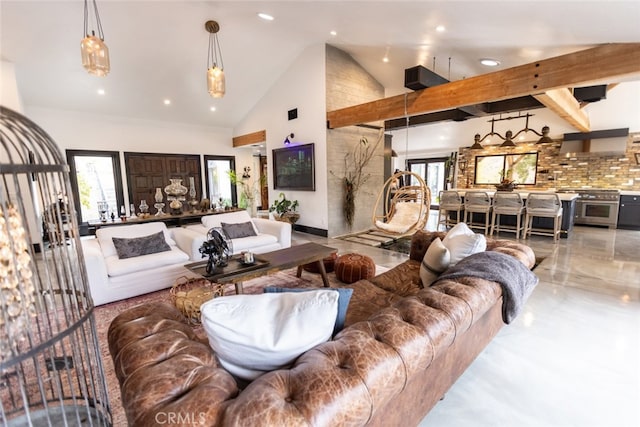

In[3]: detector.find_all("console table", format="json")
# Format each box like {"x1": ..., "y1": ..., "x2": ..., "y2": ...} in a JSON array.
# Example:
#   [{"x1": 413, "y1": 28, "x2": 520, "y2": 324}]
[{"x1": 87, "y1": 208, "x2": 243, "y2": 233}]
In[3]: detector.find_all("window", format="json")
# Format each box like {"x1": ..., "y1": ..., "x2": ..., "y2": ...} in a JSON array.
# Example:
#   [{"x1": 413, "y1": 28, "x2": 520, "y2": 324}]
[
  {"x1": 408, "y1": 157, "x2": 449, "y2": 206},
  {"x1": 474, "y1": 153, "x2": 538, "y2": 185},
  {"x1": 66, "y1": 150, "x2": 124, "y2": 232},
  {"x1": 204, "y1": 155, "x2": 237, "y2": 208}
]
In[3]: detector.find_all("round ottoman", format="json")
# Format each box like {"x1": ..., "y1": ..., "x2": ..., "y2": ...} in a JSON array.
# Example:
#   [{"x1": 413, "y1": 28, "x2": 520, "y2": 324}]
[
  {"x1": 302, "y1": 252, "x2": 338, "y2": 274},
  {"x1": 335, "y1": 253, "x2": 376, "y2": 284}
]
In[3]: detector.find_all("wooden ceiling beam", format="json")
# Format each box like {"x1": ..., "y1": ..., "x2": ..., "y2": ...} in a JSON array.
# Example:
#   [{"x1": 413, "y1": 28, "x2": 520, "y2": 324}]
[
  {"x1": 534, "y1": 88, "x2": 590, "y2": 132},
  {"x1": 232, "y1": 130, "x2": 266, "y2": 147},
  {"x1": 327, "y1": 43, "x2": 640, "y2": 129}
]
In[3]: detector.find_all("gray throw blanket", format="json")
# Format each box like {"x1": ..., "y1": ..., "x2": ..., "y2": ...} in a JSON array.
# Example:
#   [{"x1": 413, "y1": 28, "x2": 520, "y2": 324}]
[{"x1": 433, "y1": 251, "x2": 538, "y2": 324}]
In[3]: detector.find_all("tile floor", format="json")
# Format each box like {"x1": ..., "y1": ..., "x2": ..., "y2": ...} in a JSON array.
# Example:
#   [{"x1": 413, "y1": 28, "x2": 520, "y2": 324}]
[{"x1": 291, "y1": 218, "x2": 640, "y2": 427}]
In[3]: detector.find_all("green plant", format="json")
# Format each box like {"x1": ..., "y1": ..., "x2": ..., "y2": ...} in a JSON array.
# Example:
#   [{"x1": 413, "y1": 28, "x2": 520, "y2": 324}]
[{"x1": 269, "y1": 192, "x2": 299, "y2": 215}]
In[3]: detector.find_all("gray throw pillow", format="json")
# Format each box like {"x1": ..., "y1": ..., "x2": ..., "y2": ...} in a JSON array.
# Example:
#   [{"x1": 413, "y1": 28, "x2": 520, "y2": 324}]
[
  {"x1": 221, "y1": 221, "x2": 257, "y2": 239},
  {"x1": 112, "y1": 231, "x2": 171, "y2": 259}
]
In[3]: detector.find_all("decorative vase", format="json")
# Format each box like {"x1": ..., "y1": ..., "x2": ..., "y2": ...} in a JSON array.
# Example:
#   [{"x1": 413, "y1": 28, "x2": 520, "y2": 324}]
[
  {"x1": 139, "y1": 199, "x2": 149, "y2": 215},
  {"x1": 165, "y1": 179, "x2": 188, "y2": 215},
  {"x1": 154, "y1": 187, "x2": 163, "y2": 203}
]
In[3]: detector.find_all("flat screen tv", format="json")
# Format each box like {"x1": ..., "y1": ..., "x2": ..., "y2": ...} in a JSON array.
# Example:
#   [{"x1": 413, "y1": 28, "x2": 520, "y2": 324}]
[{"x1": 272, "y1": 143, "x2": 315, "y2": 191}]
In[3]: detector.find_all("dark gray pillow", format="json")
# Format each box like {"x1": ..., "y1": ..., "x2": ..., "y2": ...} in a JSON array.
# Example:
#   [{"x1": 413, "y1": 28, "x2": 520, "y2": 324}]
[
  {"x1": 221, "y1": 221, "x2": 257, "y2": 239},
  {"x1": 112, "y1": 231, "x2": 171, "y2": 259}
]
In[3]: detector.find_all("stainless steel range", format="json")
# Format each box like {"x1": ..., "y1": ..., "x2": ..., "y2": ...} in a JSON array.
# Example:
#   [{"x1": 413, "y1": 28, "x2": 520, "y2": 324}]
[{"x1": 558, "y1": 189, "x2": 620, "y2": 228}]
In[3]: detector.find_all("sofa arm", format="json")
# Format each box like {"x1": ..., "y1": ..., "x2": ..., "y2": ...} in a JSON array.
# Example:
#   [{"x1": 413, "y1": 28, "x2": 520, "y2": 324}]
[
  {"x1": 80, "y1": 238, "x2": 109, "y2": 303},
  {"x1": 172, "y1": 227, "x2": 208, "y2": 261},
  {"x1": 252, "y1": 218, "x2": 291, "y2": 248}
]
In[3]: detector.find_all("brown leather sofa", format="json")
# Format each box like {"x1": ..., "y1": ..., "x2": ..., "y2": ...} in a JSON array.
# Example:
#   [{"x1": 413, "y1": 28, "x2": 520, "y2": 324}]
[{"x1": 108, "y1": 230, "x2": 536, "y2": 426}]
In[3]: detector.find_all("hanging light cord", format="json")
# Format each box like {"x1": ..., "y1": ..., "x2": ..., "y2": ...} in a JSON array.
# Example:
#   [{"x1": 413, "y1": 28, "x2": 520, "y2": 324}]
[
  {"x1": 404, "y1": 93, "x2": 409, "y2": 170},
  {"x1": 84, "y1": 0, "x2": 105, "y2": 40},
  {"x1": 208, "y1": 31, "x2": 224, "y2": 70}
]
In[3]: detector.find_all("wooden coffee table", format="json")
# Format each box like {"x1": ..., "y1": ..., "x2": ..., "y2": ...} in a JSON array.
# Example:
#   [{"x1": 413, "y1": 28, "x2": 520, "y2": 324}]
[{"x1": 184, "y1": 242, "x2": 337, "y2": 294}]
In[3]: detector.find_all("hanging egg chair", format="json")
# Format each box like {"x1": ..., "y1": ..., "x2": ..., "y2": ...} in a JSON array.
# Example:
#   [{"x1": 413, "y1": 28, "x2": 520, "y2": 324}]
[{"x1": 371, "y1": 170, "x2": 431, "y2": 236}]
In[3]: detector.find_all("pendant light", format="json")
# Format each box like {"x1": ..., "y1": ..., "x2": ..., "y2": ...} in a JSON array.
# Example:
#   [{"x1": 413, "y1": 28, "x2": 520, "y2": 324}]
[
  {"x1": 80, "y1": 0, "x2": 110, "y2": 76},
  {"x1": 206, "y1": 20, "x2": 225, "y2": 98}
]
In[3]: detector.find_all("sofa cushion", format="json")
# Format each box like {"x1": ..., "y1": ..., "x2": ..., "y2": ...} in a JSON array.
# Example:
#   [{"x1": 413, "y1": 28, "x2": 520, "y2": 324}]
[
  {"x1": 105, "y1": 247, "x2": 189, "y2": 277},
  {"x1": 221, "y1": 221, "x2": 257, "y2": 239},
  {"x1": 202, "y1": 211, "x2": 259, "y2": 235},
  {"x1": 201, "y1": 291, "x2": 339, "y2": 380},
  {"x1": 263, "y1": 287, "x2": 353, "y2": 336},
  {"x1": 442, "y1": 222, "x2": 486, "y2": 265},
  {"x1": 96, "y1": 222, "x2": 176, "y2": 258},
  {"x1": 419, "y1": 237, "x2": 451, "y2": 286},
  {"x1": 230, "y1": 234, "x2": 278, "y2": 252},
  {"x1": 112, "y1": 231, "x2": 171, "y2": 259}
]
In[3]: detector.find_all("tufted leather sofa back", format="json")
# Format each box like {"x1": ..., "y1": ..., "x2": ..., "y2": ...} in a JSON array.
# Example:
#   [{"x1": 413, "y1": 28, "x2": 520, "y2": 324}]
[{"x1": 108, "y1": 232, "x2": 535, "y2": 426}]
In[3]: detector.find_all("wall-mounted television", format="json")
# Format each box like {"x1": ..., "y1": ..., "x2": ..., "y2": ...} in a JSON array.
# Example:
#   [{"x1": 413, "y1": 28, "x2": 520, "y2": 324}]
[{"x1": 272, "y1": 143, "x2": 315, "y2": 191}]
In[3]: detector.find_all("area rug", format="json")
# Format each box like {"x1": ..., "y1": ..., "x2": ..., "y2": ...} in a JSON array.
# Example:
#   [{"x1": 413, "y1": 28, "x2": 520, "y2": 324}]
[{"x1": 93, "y1": 268, "x2": 343, "y2": 426}]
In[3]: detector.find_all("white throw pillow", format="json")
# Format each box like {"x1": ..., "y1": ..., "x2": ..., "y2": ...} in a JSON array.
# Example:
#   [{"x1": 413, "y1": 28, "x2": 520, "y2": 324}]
[
  {"x1": 419, "y1": 237, "x2": 451, "y2": 287},
  {"x1": 442, "y1": 222, "x2": 486, "y2": 265},
  {"x1": 201, "y1": 290, "x2": 339, "y2": 380}
]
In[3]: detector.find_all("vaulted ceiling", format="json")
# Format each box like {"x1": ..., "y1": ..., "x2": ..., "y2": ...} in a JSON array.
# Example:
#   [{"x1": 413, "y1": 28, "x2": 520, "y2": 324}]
[{"x1": 1, "y1": 1, "x2": 639, "y2": 130}]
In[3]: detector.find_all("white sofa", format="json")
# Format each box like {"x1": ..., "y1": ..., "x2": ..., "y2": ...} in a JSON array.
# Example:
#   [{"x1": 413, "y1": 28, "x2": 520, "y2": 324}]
[
  {"x1": 82, "y1": 211, "x2": 291, "y2": 305},
  {"x1": 172, "y1": 210, "x2": 292, "y2": 261}
]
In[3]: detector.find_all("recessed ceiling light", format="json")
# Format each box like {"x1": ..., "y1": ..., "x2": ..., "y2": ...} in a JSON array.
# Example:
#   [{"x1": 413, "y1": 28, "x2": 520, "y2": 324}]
[
  {"x1": 210, "y1": 106, "x2": 216, "y2": 112},
  {"x1": 480, "y1": 58, "x2": 500, "y2": 67},
  {"x1": 258, "y1": 13, "x2": 274, "y2": 21},
  {"x1": 97, "y1": 88, "x2": 105, "y2": 95},
  {"x1": 163, "y1": 99, "x2": 171, "y2": 105},
  {"x1": 330, "y1": 30, "x2": 337, "y2": 36},
  {"x1": 382, "y1": 56, "x2": 389, "y2": 63},
  {"x1": 436, "y1": 25, "x2": 445, "y2": 32}
]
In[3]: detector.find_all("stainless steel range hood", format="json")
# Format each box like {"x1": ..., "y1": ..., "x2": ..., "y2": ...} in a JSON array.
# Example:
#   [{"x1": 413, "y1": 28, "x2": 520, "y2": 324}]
[{"x1": 560, "y1": 128, "x2": 629, "y2": 155}]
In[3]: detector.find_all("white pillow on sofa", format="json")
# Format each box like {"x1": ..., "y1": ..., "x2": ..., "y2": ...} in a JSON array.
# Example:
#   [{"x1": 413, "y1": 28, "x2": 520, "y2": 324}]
[
  {"x1": 419, "y1": 237, "x2": 451, "y2": 286},
  {"x1": 442, "y1": 222, "x2": 487, "y2": 265},
  {"x1": 201, "y1": 290, "x2": 339, "y2": 380}
]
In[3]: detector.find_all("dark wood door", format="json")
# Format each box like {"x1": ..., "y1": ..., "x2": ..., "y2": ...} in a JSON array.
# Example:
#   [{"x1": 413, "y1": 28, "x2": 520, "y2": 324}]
[
  {"x1": 259, "y1": 155, "x2": 268, "y2": 210},
  {"x1": 125, "y1": 153, "x2": 202, "y2": 207}
]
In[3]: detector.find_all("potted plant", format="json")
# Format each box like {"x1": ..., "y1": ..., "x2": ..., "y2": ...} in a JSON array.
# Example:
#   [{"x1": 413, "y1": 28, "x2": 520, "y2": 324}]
[
  {"x1": 496, "y1": 170, "x2": 517, "y2": 191},
  {"x1": 269, "y1": 192, "x2": 300, "y2": 224}
]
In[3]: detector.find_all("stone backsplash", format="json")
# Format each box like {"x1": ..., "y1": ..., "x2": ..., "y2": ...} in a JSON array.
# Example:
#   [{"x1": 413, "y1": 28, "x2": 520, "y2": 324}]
[{"x1": 457, "y1": 132, "x2": 640, "y2": 191}]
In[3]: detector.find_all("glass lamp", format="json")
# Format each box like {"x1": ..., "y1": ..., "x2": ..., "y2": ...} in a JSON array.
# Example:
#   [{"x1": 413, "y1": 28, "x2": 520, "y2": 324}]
[
  {"x1": 206, "y1": 20, "x2": 225, "y2": 98},
  {"x1": 81, "y1": 0, "x2": 110, "y2": 76}
]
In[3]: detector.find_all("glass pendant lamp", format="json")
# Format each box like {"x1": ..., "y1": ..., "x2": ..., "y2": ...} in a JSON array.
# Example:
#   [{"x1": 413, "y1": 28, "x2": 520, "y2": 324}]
[
  {"x1": 81, "y1": 0, "x2": 110, "y2": 76},
  {"x1": 206, "y1": 20, "x2": 225, "y2": 98}
]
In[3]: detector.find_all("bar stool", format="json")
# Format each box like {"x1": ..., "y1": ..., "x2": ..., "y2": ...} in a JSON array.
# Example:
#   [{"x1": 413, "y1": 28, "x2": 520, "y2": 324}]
[
  {"x1": 463, "y1": 191, "x2": 492, "y2": 235},
  {"x1": 437, "y1": 190, "x2": 463, "y2": 230},
  {"x1": 490, "y1": 192, "x2": 525, "y2": 239},
  {"x1": 523, "y1": 193, "x2": 563, "y2": 242}
]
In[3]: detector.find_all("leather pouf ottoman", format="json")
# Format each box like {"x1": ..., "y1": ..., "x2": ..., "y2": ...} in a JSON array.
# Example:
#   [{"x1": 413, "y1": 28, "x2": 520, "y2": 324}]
[
  {"x1": 302, "y1": 252, "x2": 338, "y2": 274},
  {"x1": 335, "y1": 253, "x2": 376, "y2": 284}
]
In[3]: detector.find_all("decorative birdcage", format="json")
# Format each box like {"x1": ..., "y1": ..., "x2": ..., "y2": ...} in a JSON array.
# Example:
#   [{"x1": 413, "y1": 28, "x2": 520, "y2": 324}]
[
  {"x1": 199, "y1": 227, "x2": 233, "y2": 274},
  {"x1": 0, "y1": 106, "x2": 111, "y2": 425}
]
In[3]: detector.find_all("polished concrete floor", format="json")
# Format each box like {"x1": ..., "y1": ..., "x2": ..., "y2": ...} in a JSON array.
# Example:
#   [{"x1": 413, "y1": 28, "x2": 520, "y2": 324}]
[{"x1": 292, "y1": 218, "x2": 640, "y2": 427}]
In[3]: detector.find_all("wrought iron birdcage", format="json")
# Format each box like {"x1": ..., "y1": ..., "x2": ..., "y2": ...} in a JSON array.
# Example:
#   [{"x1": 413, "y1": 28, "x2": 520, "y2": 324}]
[{"x1": 0, "y1": 106, "x2": 111, "y2": 425}]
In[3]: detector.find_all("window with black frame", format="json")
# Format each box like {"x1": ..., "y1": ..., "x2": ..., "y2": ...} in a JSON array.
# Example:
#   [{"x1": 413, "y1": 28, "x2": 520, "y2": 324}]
[
  {"x1": 474, "y1": 153, "x2": 538, "y2": 185},
  {"x1": 66, "y1": 150, "x2": 124, "y2": 234}
]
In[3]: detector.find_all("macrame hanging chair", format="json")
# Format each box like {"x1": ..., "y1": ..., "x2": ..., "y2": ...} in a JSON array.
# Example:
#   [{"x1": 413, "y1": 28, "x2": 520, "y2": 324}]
[{"x1": 371, "y1": 170, "x2": 431, "y2": 236}]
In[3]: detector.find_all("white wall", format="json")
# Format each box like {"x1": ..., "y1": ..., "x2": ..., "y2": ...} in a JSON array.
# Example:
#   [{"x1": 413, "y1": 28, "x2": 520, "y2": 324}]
[
  {"x1": 234, "y1": 44, "x2": 327, "y2": 231},
  {"x1": 390, "y1": 80, "x2": 640, "y2": 160},
  {"x1": 25, "y1": 107, "x2": 243, "y2": 208}
]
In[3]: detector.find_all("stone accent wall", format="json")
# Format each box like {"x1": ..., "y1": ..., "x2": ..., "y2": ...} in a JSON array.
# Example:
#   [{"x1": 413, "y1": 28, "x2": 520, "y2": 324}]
[
  {"x1": 326, "y1": 45, "x2": 385, "y2": 237},
  {"x1": 457, "y1": 132, "x2": 640, "y2": 191}
]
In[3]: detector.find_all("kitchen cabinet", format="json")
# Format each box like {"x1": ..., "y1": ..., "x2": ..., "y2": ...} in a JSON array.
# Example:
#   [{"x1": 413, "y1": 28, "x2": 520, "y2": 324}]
[{"x1": 617, "y1": 195, "x2": 640, "y2": 230}]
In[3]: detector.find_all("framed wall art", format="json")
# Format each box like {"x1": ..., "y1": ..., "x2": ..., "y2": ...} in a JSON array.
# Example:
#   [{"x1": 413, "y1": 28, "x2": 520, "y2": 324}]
[{"x1": 272, "y1": 143, "x2": 315, "y2": 191}]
